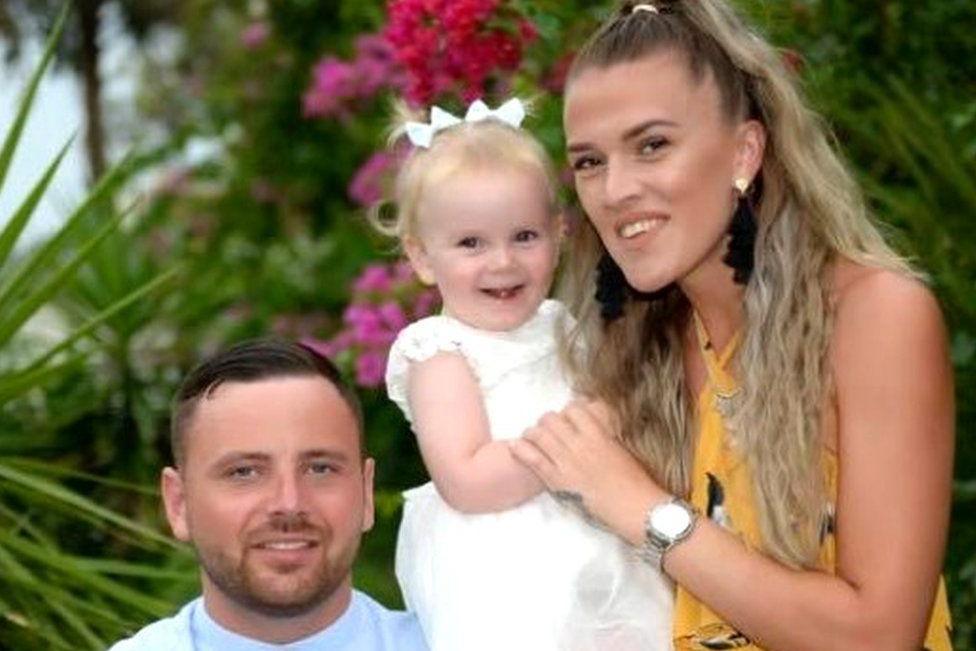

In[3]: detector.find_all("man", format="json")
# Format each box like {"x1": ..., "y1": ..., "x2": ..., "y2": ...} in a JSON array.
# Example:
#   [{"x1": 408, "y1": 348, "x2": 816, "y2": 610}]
[{"x1": 110, "y1": 340, "x2": 428, "y2": 650}]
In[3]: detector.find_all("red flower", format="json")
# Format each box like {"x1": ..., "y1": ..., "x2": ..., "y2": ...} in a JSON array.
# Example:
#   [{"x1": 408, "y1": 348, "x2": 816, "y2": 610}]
[{"x1": 384, "y1": 0, "x2": 536, "y2": 105}]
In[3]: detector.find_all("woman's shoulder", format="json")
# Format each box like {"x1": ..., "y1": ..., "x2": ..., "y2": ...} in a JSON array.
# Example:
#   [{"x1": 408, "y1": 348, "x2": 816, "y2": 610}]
[
  {"x1": 828, "y1": 259, "x2": 948, "y2": 385},
  {"x1": 830, "y1": 260, "x2": 943, "y2": 337}
]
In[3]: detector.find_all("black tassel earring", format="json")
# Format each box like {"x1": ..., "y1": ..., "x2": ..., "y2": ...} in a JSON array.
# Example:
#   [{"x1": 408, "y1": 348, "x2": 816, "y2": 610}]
[
  {"x1": 595, "y1": 253, "x2": 628, "y2": 322},
  {"x1": 723, "y1": 177, "x2": 757, "y2": 285}
]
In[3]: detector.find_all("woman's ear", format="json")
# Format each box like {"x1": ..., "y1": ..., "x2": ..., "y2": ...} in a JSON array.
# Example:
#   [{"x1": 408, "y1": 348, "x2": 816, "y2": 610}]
[
  {"x1": 403, "y1": 235, "x2": 435, "y2": 285},
  {"x1": 734, "y1": 119, "x2": 766, "y2": 184}
]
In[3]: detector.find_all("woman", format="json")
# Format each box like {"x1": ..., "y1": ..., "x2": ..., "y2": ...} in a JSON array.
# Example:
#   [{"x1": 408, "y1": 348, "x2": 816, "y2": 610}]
[{"x1": 510, "y1": 1, "x2": 955, "y2": 649}]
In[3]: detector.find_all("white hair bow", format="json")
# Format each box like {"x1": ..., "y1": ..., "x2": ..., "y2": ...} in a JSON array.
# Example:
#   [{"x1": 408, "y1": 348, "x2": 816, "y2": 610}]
[{"x1": 405, "y1": 98, "x2": 526, "y2": 149}]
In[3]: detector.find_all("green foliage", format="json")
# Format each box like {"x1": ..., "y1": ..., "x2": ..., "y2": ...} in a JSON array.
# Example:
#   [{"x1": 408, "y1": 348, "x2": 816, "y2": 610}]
[{"x1": 0, "y1": 7, "x2": 190, "y2": 648}]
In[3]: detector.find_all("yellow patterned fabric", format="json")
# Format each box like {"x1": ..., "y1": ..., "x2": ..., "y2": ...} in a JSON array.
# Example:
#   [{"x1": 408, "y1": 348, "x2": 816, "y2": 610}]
[{"x1": 672, "y1": 315, "x2": 953, "y2": 650}]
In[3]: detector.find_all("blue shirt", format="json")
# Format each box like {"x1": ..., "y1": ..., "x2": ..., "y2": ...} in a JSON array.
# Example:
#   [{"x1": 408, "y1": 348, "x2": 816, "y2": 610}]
[{"x1": 108, "y1": 590, "x2": 429, "y2": 651}]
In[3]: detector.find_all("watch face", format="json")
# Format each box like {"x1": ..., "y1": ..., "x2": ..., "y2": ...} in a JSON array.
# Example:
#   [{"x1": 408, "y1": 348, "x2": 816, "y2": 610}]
[{"x1": 651, "y1": 502, "x2": 692, "y2": 537}]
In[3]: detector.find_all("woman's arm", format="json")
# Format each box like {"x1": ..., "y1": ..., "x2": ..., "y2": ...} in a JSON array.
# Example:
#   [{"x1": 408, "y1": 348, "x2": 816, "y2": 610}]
[
  {"x1": 408, "y1": 350, "x2": 544, "y2": 513},
  {"x1": 512, "y1": 271, "x2": 953, "y2": 651}
]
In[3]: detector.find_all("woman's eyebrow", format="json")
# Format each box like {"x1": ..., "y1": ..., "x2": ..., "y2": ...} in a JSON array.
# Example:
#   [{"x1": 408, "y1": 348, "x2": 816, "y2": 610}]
[
  {"x1": 620, "y1": 119, "x2": 679, "y2": 141},
  {"x1": 566, "y1": 119, "x2": 679, "y2": 153}
]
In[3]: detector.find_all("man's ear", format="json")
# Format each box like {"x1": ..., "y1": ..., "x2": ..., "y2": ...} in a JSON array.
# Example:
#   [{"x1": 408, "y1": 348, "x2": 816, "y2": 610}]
[
  {"x1": 734, "y1": 119, "x2": 766, "y2": 184},
  {"x1": 161, "y1": 467, "x2": 191, "y2": 542},
  {"x1": 361, "y1": 457, "x2": 376, "y2": 533},
  {"x1": 403, "y1": 236, "x2": 435, "y2": 286}
]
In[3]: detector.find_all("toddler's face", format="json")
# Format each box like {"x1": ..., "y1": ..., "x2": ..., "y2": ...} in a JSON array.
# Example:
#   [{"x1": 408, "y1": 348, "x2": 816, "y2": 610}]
[{"x1": 405, "y1": 166, "x2": 560, "y2": 332}]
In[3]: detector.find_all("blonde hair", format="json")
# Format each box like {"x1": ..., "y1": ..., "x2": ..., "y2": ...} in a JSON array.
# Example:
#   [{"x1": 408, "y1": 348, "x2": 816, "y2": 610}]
[
  {"x1": 561, "y1": 0, "x2": 914, "y2": 568},
  {"x1": 370, "y1": 101, "x2": 561, "y2": 242}
]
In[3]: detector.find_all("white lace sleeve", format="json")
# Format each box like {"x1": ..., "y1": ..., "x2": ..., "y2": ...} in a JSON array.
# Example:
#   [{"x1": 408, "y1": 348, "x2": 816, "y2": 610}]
[{"x1": 385, "y1": 316, "x2": 465, "y2": 424}]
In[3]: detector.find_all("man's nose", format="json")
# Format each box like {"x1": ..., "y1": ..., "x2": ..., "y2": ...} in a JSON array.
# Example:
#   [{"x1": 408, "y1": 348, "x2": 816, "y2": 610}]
[
  {"x1": 268, "y1": 470, "x2": 305, "y2": 516},
  {"x1": 603, "y1": 158, "x2": 641, "y2": 208}
]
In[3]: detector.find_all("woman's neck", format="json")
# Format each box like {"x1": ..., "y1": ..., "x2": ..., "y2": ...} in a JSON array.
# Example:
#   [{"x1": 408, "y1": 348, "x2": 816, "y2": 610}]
[{"x1": 679, "y1": 262, "x2": 745, "y2": 352}]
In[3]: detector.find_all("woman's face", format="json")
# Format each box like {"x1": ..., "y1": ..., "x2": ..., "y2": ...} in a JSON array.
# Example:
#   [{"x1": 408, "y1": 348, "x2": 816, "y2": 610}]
[{"x1": 564, "y1": 50, "x2": 764, "y2": 294}]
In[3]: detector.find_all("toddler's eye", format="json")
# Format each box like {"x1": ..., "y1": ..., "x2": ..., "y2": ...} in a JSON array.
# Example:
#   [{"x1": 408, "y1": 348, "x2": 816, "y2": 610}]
[
  {"x1": 514, "y1": 230, "x2": 538, "y2": 243},
  {"x1": 458, "y1": 236, "x2": 480, "y2": 249}
]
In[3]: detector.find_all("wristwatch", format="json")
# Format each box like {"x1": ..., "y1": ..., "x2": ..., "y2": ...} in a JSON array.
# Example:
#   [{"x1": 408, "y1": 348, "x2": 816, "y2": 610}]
[{"x1": 639, "y1": 497, "x2": 699, "y2": 569}]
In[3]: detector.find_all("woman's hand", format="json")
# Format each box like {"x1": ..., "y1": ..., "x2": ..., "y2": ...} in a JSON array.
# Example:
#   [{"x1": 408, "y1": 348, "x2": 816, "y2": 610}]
[{"x1": 510, "y1": 399, "x2": 669, "y2": 544}]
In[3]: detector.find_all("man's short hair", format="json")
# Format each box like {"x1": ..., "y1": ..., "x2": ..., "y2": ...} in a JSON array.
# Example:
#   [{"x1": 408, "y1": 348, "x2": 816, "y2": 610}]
[{"x1": 170, "y1": 339, "x2": 364, "y2": 467}]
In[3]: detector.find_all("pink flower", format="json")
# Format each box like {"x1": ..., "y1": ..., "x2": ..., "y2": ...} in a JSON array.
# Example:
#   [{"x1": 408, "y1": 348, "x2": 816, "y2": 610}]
[
  {"x1": 348, "y1": 151, "x2": 396, "y2": 207},
  {"x1": 378, "y1": 301, "x2": 408, "y2": 331},
  {"x1": 356, "y1": 350, "x2": 388, "y2": 387},
  {"x1": 345, "y1": 305, "x2": 396, "y2": 347},
  {"x1": 412, "y1": 288, "x2": 441, "y2": 318},
  {"x1": 392, "y1": 260, "x2": 416, "y2": 284},
  {"x1": 302, "y1": 32, "x2": 406, "y2": 121},
  {"x1": 353, "y1": 264, "x2": 394, "y2": 293},
  {"x1": 240, "y1": 21, "x2": 270, "y2": 50},
  {"x1": 302, "y1": 57, "x2": 356, "y2": 119}
]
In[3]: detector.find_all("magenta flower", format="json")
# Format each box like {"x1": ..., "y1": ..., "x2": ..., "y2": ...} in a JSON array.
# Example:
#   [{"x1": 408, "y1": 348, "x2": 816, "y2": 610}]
[
  {"x1": 353, "y1": 264, "x2": 394, "y2": 293},
  {"x1": 356, "y1": 350, "x2": 388, "y2": 387},
  {"x1": 412, "y1": 288, "x2": 441, "y2": 319},
  {"x1": 378, "y1": 301, "x2": 408, "y2": 331},
  {"x1": 302, "y1": 32, "x2": 406, "y2": 121},
  {"x1": 303, "y1": 57, "x2": 357, "y2": 119},
  {"x1": 348, "y1": 151, "x2": 396, "y2": 207},
  {"x1": 240, "y1": 21, "x2": 270, "y2": 50},
  {"x1": 392, "y1": 260, "x2": 416, "y2": 284},
  {"x1": 307, "y1": 262, "x2": 440, "y2": 389}
]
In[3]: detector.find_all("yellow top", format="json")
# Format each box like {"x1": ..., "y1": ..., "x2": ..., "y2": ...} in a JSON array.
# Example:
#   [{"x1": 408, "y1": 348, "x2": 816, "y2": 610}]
[{"x1": 672, "y1": 315, "x2": 953, "y2": 650}]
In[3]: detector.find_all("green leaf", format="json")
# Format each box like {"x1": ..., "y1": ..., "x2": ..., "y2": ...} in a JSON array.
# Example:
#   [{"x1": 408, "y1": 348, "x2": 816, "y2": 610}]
[
  {"x1": 24, "y1": 263, "x2": 182, "y2": 375},
  {"x1": 0, "y1": 202, "x2": 134, "y2": 347},
  {"x1": 0, "y1": 136, "x2": 74, "y2": 269},
  {"x1": 0, "y1": 3, "x2": 70, "y2": 198},
  {"x1": 0, "y1": 152, "x2": 135, "y2": 318},
  {"x1": 0, "y1": 463, "x2": 182, "y2": 551}
]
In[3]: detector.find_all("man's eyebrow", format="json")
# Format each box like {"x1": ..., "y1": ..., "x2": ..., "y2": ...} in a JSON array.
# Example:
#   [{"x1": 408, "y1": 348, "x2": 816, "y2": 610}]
[
  {"x1": 210, "y1": 451, "x2": 271, "y2": 468},
  {"x1": 301, "y1": 449, "x2": 352, "y2": 463},
  {"x1": 566, "y1": 119, "x2": 679, "y2": 153}
]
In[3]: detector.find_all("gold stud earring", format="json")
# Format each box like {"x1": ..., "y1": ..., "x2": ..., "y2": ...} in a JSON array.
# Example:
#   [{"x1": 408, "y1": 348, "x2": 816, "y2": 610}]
[{"x1": 734, "y1": 177, "x2": 750, "y2": 194}]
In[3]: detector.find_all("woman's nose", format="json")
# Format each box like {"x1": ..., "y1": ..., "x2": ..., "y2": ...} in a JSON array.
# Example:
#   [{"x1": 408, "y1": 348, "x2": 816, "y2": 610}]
[{"x1": 603, "y1": 159, "x2": 641, "y2": 208}]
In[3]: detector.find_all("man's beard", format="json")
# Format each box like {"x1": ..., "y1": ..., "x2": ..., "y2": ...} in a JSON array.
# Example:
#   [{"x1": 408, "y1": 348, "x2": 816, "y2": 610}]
[{"x1": 196, "y1": 513, "x2": 361, "y2": 618}]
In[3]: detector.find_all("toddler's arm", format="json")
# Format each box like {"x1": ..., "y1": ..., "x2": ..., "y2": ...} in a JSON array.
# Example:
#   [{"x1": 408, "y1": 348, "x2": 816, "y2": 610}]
[{"x1": 407, "y1": 350, "x2": 544, "y2": 513}]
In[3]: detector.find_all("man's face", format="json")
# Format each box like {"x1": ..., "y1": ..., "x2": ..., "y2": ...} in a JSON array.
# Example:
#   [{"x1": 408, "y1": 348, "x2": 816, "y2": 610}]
[{"x1": 162, "y1": 376, "x2": 374, "y2": 618}]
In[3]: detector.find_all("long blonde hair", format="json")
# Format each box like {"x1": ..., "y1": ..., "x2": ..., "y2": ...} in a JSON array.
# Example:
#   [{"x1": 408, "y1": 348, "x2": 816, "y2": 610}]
[{"x1": 562, "y1": 0, "x2": 914, "y2": 568}]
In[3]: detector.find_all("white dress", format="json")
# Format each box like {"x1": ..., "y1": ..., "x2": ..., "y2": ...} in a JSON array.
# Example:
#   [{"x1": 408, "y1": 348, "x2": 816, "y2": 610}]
[{"x1": 386, "y1": 300, "x2": 673, "y2": 651}]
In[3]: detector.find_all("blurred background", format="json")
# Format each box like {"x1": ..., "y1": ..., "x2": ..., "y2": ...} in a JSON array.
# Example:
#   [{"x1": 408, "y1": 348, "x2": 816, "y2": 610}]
[{"x1": 0, "y1": 0, "x2": 972, "y2": 648}]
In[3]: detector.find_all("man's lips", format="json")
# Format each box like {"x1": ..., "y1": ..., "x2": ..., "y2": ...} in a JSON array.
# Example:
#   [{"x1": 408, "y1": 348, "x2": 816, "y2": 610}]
[{"x1": 251, "y1": 538, "x2": 319, "y2": 551}]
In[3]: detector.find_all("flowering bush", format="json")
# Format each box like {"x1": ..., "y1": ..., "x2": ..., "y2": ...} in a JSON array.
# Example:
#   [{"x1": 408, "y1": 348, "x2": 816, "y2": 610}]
[
  {"x1": 303, "y1": 33, "x2": 406, "y2": 120},
  {"x1": 347, "y1": 145, "x2": 408, "y2": 207},
  {"x1": 305, "y1": 262, "x2": 440, "y2": 387},
  {"x1": 384, "y1": 0, "x2": 538, "y2": 104}
]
